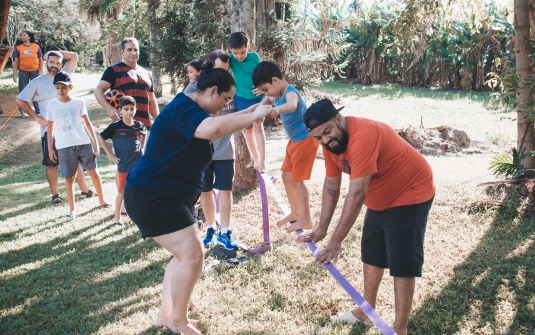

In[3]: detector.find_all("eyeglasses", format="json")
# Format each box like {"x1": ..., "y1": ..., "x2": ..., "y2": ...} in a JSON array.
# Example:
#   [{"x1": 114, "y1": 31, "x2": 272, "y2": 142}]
[{"x1": 224, "y1": 97, "x2": 233, "y2": 105}]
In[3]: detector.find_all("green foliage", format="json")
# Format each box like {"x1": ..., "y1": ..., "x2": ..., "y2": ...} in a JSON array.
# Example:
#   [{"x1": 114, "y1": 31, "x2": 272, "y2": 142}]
[
  {"x1": 258, "y1": 0, "x2": 349, "y2": 91},
  {"x1": 8, "y1": 0, "x2": 101, "y2": 69},
  {"x1": 488, "y1": 147, "x2": 526, "y2": 178},
  {"x1": 155, "y1": 0, "x2": 230, "y2": 92},
  {"x1": 343, "y1": 1, "x2": 513, "y2": 91},
  {"x1": 101, "y1": 2, "x2": 150, "y2": 48}
]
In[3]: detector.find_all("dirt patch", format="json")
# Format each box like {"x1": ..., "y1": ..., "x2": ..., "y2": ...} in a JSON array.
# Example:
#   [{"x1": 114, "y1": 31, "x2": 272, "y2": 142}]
[
  {"x1": 305, "y1": 90, "x2": 342, "y2": 104},
  {"x1": 0, "y1": 84, "x2": 19, "y2": 116},
  {"x1": 0, "y1": 117, "x2": 42, "y2": 165},
  {"x1": 396, "y1": 125, "x2": 500, "y2": 156}
]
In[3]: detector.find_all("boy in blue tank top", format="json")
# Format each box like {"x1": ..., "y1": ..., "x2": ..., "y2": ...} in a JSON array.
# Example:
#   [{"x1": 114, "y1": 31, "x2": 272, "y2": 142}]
[{"x1": 252, "y1": 61, "x2": 319, "y2": 233}]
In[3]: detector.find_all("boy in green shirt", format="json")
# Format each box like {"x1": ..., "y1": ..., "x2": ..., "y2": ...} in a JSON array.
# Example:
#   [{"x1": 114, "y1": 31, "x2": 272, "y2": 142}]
[{"x1": 228, "y1": 32, "x2": 266, "y2": 172}]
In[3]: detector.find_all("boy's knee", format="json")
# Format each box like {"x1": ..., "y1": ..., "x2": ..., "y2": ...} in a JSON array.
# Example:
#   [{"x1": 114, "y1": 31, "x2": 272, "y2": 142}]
[{"x1": 281, "y1": 171, "x2": 292, "y2": 181}]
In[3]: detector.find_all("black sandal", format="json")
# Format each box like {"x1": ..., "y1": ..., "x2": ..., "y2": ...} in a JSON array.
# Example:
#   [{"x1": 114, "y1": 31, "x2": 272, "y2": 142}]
[
  {"x1": 52, "y1": 194, "x2": 62, "y2": 205},
  {"x1": 81, "y1": 190, "x2": 97, "y2": 199}
]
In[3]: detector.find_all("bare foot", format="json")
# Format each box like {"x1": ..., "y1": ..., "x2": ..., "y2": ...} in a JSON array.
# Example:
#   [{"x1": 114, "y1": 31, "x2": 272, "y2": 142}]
[
  {"x1": 99, "y1": 201, "x2": 112, "y2": 207},
  {"x1": 258, "y1": 160, "x2": 266, "y2": 173},
  {"x1": 351, "y1": 307, "x2": 372, "y2": 324},
  {"x1": 154, "y1": 317, "x2": 167, "y2": 328},
  {"x1": 167, "y1": 320, "x2": 203, "y2": 335},
  {"x1": 277, "y1": 213, "x2": 298, "y2": 227},
  {"x1": 286, "y1": 220, "x2": 312, "y2": 233}
]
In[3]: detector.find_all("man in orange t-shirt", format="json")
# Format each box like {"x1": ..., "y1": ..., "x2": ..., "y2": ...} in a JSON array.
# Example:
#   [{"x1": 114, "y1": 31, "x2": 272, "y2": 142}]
[{"x1": 297, "y1": 99, "x2": 435, "y2": 335}]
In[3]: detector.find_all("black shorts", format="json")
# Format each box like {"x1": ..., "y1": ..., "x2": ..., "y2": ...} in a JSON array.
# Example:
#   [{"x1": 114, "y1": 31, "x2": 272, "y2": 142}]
[
  {"x1": 361, "y1": 196, "x2": 434, "y2": 277},
  {"x1": 41, "y1": 133, "x2": 59, "y2": 167},
  {"x1": 201, "y1": 160, "x2": 234, "y2": 192},
  {"x1": 124, "y1": 182, "x2": 200, "y2": 239}
]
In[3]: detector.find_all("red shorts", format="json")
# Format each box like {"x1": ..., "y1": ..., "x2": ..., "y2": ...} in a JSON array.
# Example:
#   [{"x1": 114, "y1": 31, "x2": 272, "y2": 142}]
[
  {"x1": 281, "y1": 136, "x2": 319, "y2": 181},
  {"x1": 117, "y1": 172, "x2": 129, "y2": 193}
]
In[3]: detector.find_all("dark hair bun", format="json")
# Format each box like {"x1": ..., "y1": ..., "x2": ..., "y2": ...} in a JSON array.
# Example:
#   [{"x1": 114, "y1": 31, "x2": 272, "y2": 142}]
[{"x1": 201, "y1": 61, "x2": 215, "y2": 74}]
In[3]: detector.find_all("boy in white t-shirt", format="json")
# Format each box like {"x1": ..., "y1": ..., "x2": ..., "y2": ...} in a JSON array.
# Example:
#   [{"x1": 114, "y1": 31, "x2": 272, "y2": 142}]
[{"x1": 46, "y1": 71, "x2": 111, "y2": 218}]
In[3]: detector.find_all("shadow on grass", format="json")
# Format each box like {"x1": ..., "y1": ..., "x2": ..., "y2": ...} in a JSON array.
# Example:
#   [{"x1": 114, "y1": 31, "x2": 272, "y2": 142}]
[
  {"x1": 316, "y1": 82, "x2": 506, "y2": 112},
  {"x1": 408, "y1": 202, "x2": 535, "y2": 333},
  {"x1": 0, "y1": 221, "x2": 167, "y2": 335}
]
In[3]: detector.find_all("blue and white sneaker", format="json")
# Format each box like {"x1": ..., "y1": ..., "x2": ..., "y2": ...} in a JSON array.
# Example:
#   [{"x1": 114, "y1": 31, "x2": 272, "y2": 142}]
[
  {"x1": 216, "y1": 230, "x2": 239, "y2": 250},
  {"x1": 203, "y1": 227, "x2": 217, "y2": 247}
]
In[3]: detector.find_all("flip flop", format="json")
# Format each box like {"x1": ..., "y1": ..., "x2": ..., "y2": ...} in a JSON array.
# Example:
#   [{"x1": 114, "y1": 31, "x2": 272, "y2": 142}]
[
  {"x1": 120, "y1": 211, "x2": 128, "y2": 216},
  {"x1": 66, "y1": 213, "x2": 76, "y2": 219},
  {"x1": 52, "y1": 194, "x2": 62, "y2": 205},
  {"x1": 113, "y1": 220, "x2": 124, "y2": 226},
  {"x1": 81, "y1": 190, "x2": 97, "y2": 199},
  {"x1": 331, "y1": 310, "x2": 373, "y2": 326},
  {"x1": 100, "y1": 203, "x2": 113, "y2": 208}
]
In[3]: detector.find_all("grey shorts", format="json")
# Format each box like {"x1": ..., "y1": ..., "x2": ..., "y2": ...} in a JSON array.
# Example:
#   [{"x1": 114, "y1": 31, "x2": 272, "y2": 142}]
[{"x1": 58, "y1": 144, "x2": 97, "y2": 177}]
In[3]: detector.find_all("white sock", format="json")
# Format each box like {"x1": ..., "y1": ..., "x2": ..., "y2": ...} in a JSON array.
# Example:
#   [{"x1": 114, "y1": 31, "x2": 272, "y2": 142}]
[
  {"x1": 209, "y1": 224, "x2": 217, "y2": 230},
  {"x1": 221, "y1": 227, "x2": 230, "y2": 234}
]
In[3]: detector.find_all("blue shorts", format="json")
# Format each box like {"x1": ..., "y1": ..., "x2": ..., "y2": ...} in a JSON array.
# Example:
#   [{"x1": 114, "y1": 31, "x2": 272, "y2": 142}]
[
  {"x1": 202, "y1": 160, "x2": 234, "y2": 192},
  {"x1": 234, "y1": 96, "x2": 263, "y2": 129}
]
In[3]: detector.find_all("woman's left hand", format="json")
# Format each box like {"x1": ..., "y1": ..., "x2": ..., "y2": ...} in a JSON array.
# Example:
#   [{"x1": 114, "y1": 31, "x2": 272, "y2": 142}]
[
  {"x1": 252, "y1": 105, "x2": 273, "y2": 121},
  {"x1": 244, "y1": 103, "x2": 260, "y2": 114}
]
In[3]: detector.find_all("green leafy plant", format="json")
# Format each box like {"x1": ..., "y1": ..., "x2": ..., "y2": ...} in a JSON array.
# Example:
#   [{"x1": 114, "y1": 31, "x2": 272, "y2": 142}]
[{"x1": 488, "y1": 147, "x2": 526, "y2": 178}]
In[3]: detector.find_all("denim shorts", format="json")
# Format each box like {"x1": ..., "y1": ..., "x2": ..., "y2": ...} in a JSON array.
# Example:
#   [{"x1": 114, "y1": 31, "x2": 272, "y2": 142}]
[
  {"x1": 202, "y1": 160, "x2": 234, "y2": 192},
  {"x1": 57, "y1": 144, "x2": 96, "y2": 177}
]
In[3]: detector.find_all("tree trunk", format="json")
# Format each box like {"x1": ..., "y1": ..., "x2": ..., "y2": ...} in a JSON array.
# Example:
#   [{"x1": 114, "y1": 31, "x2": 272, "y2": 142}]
[
  {"x1": 103, "y1": 33, "x2": 122, "y2": 67},
  {"x1": 148, "y1": 0, "x2": 163, "y2": 98},
  {"x1": 233, "y1": 131, "x2": 256, "y2": 190},
  {"x1": 264, "y1": 0, "x2": 275, "y2": 28},
  {"x1": 256, "y1": 0, "x2": 265, "y2": 43},
  {"x1": 231, "y1": 0, "x2": 257, "y2": 190},
  {"x1": 230, "y1": 0, "x2": 256, "y2": 48},
  {"x1": 515, "y1": 0, "x2": 535, "y2": 168}
]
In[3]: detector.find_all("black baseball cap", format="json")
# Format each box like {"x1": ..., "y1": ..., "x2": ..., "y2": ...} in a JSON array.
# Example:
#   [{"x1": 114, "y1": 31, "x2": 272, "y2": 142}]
[
  {"x1": 53, "y1": 71, "x2": 72, "y2": 85},
  {"x1": 303, "y1": 99, "x2": 345, "y2": 132}
]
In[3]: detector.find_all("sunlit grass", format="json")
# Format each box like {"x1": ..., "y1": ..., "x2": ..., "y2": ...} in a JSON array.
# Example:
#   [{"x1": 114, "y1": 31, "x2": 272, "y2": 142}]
[{"x1": 1, "y1": 76, "x2": 534, "y2": 334}]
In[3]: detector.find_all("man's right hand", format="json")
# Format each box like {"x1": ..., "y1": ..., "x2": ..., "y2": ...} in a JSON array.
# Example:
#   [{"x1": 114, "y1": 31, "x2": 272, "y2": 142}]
[
  {"x1": 36, "y1": 115, "x2": 48, "y2": 127},
  {"x1": 296, "y1": 226, "x2": 328, "y2": 244},
  {"x1": 107, "y1": 106, "x2": 120, "y2": 121},
  {"x1": 12, "y1": 74, "x2": 17, "y2": 83}
]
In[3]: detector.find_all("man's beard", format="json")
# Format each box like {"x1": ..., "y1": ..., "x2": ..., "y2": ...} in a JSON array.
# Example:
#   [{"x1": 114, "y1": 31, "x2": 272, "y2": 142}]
[
  {"x1": 47, "y1": 65, "x2": 60, "y2": 74},
  {"x1": 322, "y1": 122, "x2": 349, "y2": 155}
]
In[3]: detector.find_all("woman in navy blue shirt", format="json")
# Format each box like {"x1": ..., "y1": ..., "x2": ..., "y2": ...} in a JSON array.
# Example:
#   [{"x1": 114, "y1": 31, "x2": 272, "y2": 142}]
[{"x1": 124, "y1": 62, "x2": 272, "y2": 335}]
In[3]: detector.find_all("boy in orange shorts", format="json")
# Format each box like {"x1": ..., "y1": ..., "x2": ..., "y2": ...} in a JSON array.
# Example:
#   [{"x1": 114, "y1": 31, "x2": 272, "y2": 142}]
[
  {"x1": 252, "y1": 61, "x2": 319, "y2": 233},
  {"x1": 99, "y1": 96, "x2": 147, "y2": 225}
]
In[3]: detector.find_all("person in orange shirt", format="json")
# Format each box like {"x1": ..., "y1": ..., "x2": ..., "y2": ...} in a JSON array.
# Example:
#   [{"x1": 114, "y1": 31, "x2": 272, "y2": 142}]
[
  {"x1": 13, "y1": 31, "x2": 43, "y2": 116},
  {"x1": 297, "y1": 99, "x2": 435, "y2": 335}
]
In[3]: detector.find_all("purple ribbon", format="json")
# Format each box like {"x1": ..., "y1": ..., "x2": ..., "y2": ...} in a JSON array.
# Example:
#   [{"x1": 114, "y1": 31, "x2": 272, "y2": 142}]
[
  {"x1": 258, "y1": 172, "x2": 396, "y2": 335},
  {"x1": 212, "y1": 169, "x2": 272, "y2": 254}
]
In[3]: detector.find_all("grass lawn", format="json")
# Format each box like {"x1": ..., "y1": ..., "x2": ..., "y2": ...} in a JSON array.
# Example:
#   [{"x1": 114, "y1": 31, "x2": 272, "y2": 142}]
[{"x1": 0, "y1": 75, "x2": 534, "y2": 334}]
